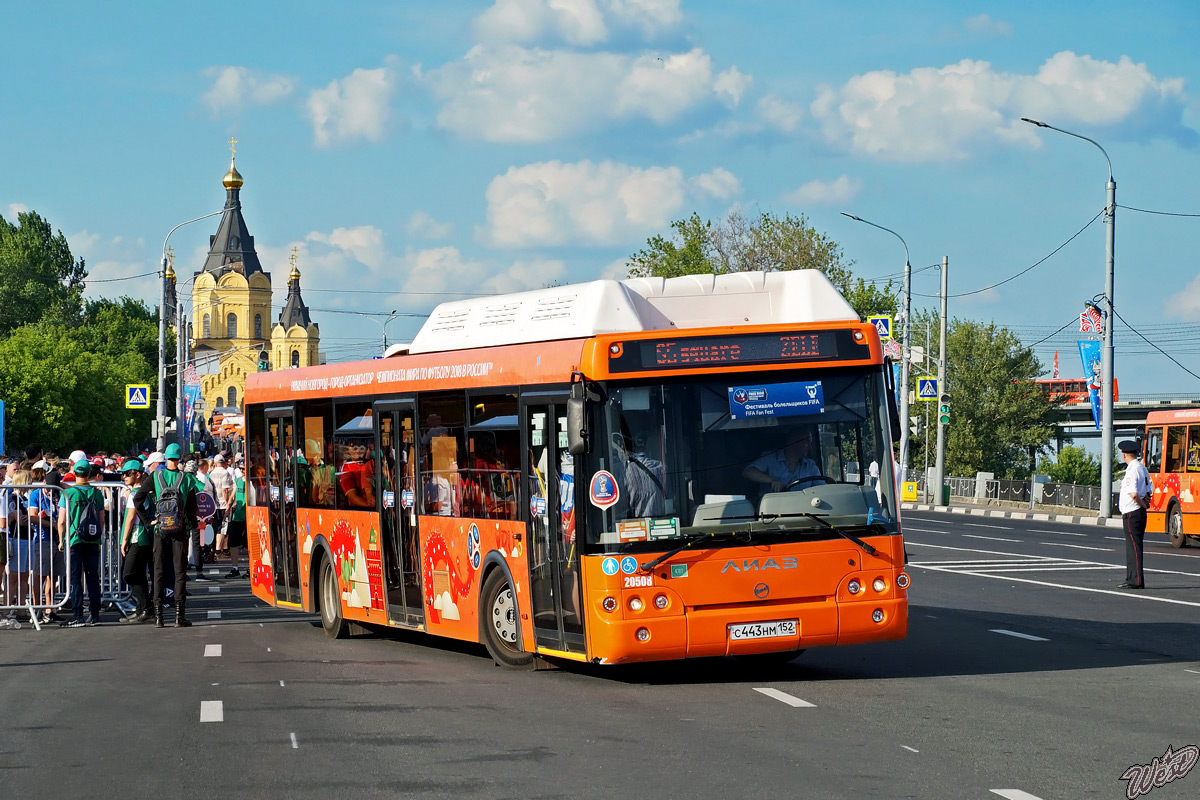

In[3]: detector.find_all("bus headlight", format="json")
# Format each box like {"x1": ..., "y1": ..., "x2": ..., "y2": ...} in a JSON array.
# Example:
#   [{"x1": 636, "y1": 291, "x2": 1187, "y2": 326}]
[
  {"x1": 654, "y1": 594, "x2": 669, "y2": 609},
  {"x1": 847, "y1": 579, "x2": 861, "y2": 595},
  {"x1": 628, "y1": 596, "x2": 644, "y2": 612},
  {"x1": 872, "y1": 609, "x2": 885, "y2": 623},
  {"x1": 873, "y1": 578, "x2": 886, "y2": 593}
]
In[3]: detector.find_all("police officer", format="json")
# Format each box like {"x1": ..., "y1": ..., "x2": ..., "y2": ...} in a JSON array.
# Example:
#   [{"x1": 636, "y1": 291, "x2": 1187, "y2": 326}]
[
  {"x1": 133, "y1": 443, "x2": 199, "y2": 627},
  {"x1": 1117, "y1": 439, "x2": 1152, "y2": 589}
]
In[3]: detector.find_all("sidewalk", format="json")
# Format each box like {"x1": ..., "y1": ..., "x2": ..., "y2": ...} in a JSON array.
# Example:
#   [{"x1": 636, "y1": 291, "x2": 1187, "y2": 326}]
[{"x1": 900, "y1": 498, "x2": 1126, "y2": 528}]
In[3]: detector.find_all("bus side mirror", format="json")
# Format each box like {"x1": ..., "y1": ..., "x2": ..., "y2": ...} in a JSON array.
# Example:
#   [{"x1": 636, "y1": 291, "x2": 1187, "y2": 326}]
[
  {"x1": 883, "y1": 358, "x2": 902, "y2": 444},
  {"x1": 567, "y1": 380, "x2": 588, "y2": 455}
]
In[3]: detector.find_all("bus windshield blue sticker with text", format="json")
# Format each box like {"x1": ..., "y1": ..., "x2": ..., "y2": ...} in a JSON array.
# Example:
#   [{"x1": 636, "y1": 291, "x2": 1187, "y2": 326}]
[{"x1": 728, "y1": 381, "x2": 825, "y2": 420}]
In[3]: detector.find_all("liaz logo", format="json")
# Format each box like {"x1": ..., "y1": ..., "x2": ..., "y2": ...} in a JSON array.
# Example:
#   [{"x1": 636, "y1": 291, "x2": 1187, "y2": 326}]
[{"x1": 721, "y1": 557, "x2": 798, "y2": 573}]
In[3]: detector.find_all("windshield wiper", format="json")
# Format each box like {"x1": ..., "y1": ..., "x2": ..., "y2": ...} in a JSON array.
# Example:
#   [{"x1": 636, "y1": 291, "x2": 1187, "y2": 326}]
[
  {"x1": 759, "y1": 512, "x2": 878, "y2": 556},
  {"x1": 639, "y1": 531, "x2": 727, "y2": 573}
]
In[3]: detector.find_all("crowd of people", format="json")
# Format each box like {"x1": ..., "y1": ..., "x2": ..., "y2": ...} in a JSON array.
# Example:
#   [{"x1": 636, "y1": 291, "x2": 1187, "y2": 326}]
[{"x1": 0, "y1": 442, "x2": 247, "y2": 630}]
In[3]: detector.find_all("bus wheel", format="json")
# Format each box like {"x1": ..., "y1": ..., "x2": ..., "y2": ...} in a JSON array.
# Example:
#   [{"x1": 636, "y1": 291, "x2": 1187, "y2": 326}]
[
  {"x1": 481, "y1": 570, "x2": 534, "y2": 669},
  {"x1": 319, "y1": 556, "x2": 348, "y2": 639},
  {"x1": 1168, "y1": 505, "x2": 1187, "y2": 549}
]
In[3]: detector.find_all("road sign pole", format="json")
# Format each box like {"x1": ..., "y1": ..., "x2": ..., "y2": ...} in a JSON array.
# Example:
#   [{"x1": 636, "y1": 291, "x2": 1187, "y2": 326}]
[{"x1": 933, "y1": 256, "x2": 948, "y2": 506}]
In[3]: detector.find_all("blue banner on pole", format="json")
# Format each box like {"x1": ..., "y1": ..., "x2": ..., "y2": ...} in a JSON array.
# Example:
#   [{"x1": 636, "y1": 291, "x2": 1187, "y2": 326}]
[
  {"x1": 183, "y1": 385, "x2": 203, "y2": 438},
  {"x1": 728, "y1": 380, "x2": 825, "y2": 420},
  {"x1": 1077, "y1": 340, "x2": 1102, "y2": 430}
]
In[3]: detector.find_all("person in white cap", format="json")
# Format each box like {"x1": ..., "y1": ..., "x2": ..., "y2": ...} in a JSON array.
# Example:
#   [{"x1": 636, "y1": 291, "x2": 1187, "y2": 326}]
[
  {"x1": 143, "y1": 452, "x2": 165, "y2": 472},
  {"x1": 209, "y1": 454, "x2": 234, "y2": 561}
]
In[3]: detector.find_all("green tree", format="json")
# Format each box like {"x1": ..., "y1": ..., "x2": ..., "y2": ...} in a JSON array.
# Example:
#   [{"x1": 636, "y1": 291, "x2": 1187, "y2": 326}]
[
  {"x1": 626, "y1": 209, "x2": 897, "y2": 319},
  {"x1": 942, "y1": 319, "x2": 1059, "y2": 478},
  {"x1": 0, "y1": 211, "x2": 87, "y2": 336},
  {"x1": 1036, "y1": 444, "x2": 1101, "y2": 486}
]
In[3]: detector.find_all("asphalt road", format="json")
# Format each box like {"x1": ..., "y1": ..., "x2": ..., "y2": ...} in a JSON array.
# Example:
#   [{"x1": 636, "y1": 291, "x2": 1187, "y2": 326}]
[{"x1": 2, "y1": 517, "x2": 1198, "y2": 800}]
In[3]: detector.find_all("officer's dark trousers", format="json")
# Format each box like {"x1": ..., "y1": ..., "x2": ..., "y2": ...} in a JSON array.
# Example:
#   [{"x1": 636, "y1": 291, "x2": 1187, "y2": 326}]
[
  {"x1": 122, "y1": 542, "x2": 153, "y2": 613},
  {"x1": 1123, "y1": 507, "x2": 1147, "y2": 587}
]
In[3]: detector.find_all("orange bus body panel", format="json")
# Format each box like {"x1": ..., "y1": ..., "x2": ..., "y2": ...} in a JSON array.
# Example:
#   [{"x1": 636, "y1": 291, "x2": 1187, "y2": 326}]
[{"x1": 1143, "y1": 409, "x2": 1200, "y2": 537}]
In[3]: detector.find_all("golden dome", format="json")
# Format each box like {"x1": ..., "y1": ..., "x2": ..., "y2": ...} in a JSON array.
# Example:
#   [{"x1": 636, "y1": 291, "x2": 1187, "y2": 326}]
[
  {"x1": 222, "y1": 159, "x2": 244, "y2": 190},
  {"x1": 289, "y1": 263, "x2": 301, "y2": 281}
]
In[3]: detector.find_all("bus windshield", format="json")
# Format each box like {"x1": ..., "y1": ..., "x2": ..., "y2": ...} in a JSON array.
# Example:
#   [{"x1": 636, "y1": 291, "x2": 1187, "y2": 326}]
[{"x1": 582, "y1": 367, "x2": 899, "y2": 553}]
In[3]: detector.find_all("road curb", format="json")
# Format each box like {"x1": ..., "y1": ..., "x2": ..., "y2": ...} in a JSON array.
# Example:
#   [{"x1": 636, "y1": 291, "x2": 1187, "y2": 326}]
[{"x1": 902, "y1": 502, "x2": 1124, "y2": 529}]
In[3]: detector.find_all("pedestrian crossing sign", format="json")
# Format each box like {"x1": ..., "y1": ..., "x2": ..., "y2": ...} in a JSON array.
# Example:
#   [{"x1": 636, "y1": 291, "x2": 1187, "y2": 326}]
[
  {"x1": 917, "y1": 377, "x2": 938, "y2": 401},
  {"x1": 867, "y1": 315, "x2": 892, "y2": 340},
  {"x1": 126, "y1": 384, "x2": 151, "y2": 409}
]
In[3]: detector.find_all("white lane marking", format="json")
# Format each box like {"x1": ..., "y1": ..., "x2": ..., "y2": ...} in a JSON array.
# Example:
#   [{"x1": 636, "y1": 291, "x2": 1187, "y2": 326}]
[
  {"x1": 208, "y1": 610, "x2": 221, "y2": 620},
  {"x1": 290, "y1": 732, "x2": 299, "y2": 749},
  {"x1": 964, "y1": 522, "x2": 1011, "y2": 529},
  {"x1": 991, "y1": 791, "x2": 1046, "y2": 800},
  {"x1": 1184, "y1": 669, "x2": 1200, "y2": 675},
  {"x1": 280, "y1": 680, "x2": 286, "y2": 687},
  {"x1": 915, "y1": 517, "x2": 953, "y2": 524},
  {"x1": 990, "y1": 629, "x2": 1049, "y2": 642},
  {"x1": 267, "y1": 647, "x2": 272, "y2": 652},
  {"x1": 982, "y1": 565, "x2": 1118, "y2": 573},
  {"x1": 1105, "y1": 536, "x2": 1124, "y2": 541},
  {"x1": 208, "y1": 587, "x2": 220, "y2": 593},
  {"x1": 902, "y1": 745, "x2": 919, "y2": 753},
  {"x1": 1044, "y1": 542, "x2": 1113, "y2": 552},
  {"x1": 1029, "y1": 528, "x2": 1086, "y2": 537},
  {"x1": 905, "y1": 527, "x2": 952, "y2": 535},
  {"x1": 200, "y1": 701, "x2": 224, "y2": 723},
  {"x1": 753, "y1": 688, "x2": 816, "y2": 707},
  {"x1": 908, "y1": 542, "x2": 1200, "y2": 607},
  {"x1": 204, "y1": 644, "x2": 222, "y2": 657},
  {"x1": 961, "y1": 534, "x2": 1022, "y2": 543}
]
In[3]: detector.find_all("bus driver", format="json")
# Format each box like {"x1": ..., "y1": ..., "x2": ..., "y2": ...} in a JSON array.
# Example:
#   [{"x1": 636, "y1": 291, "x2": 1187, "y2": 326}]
[{"x1": 743, "y1": 427, "x2": 822, "y2": 493}]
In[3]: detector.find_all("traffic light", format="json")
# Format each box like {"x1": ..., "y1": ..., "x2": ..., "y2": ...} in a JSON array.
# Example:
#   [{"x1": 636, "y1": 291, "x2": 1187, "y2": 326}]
[
  {"x1": 910, "y1": 415, "x2": 921, "y2": 438},
  {"x1": 258, "y1": 350, "x2": 271, "y2": 372},
  {"x1": 938, "y1": 393, "x2": 950, "y2": 425}
]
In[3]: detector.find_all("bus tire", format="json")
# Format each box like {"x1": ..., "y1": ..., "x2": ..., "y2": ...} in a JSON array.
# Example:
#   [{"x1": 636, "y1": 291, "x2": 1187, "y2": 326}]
[
  {"x1": 1168, "y1": 504, "x2": 1187, "y2": 549},
  {"x1": 480, "y1": 569, "x2": 534, "y2": 669},
  {"x1": 319, "y1": 555, "x2": 349, "y2": 639}
]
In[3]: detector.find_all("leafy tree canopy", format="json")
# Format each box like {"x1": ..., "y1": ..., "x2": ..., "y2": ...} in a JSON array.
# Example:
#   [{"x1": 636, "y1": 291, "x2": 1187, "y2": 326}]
[
  {"x1": 1036, "y1": 444, "x2": 1102, "y2": 486},
  {"x1": 626, "y1": 209, "x2": 897, "y2": 320},
  {"x1": 0, "y1": 211, "x2": 87, "y2": 336}
]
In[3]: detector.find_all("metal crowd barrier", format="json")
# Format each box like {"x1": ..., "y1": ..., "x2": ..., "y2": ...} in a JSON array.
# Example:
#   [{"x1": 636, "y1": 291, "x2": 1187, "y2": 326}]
[{"x1": 0, "y1": 481, "x2": 134, "y2": 631}]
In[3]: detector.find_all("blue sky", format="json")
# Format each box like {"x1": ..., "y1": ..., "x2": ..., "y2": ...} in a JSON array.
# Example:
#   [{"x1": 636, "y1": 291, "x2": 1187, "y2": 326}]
[{"x1": 4, "y1": 0, "x2": 1200, "y2": 395}]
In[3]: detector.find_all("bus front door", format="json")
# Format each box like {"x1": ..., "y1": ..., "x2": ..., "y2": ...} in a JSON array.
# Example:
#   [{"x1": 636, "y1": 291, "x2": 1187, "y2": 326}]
[
  {"x1": 266, "y1": 410, "x2": 302, "y2": 606},
  {"x1": 523, "y1": 400, "x2": 585, "y2": 654},
  {"x1": 377, "y1": 403, "x2": 424, "y2": 627}
]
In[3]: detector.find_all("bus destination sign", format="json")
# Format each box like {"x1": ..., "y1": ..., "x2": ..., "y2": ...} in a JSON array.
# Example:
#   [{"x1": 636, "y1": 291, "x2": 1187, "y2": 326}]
[{"x1": 608, "y1": 330, "x2": 869, "y2": 373}]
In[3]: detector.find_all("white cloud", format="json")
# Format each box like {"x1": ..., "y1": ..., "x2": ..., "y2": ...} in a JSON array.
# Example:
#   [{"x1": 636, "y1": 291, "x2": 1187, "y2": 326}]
[
  {"x1": 69, "y1": 230, "x2": 155, "y2": 303},
  {"x1": 202, "y1": 66, "x2": 296, "y2": 113},
  {"x1": 600, "y1": 256, "x2": 631, "y2": 280},
  {"x1": 811, "y1": 52, "x2": 1189, "y2": 162},
  {"x1": 473, "y1": 0, "x2": 681, "y2": 45},
  {"x1": 5, "y1": 202, "x2": 29, "y2": 220},
  {"x1": 484, "y1": 159, "x2": 698, "y2": 247},
  {"x1": 964, "y1": 14, "x2": 1012, "y2": 36},
  {"x1": 757, "y1": 94, "x2": 804, "y2": 133},
  {"x1": 306, "y1": 67, "x2": 393, "y2": 147},
  {"x1": 783, "y1": 175, "x2": 862, "y2": 207},
  {"x1": 713, "y1": 66, "x2": 752, "y2": 108},
  {"x1": 1166, "y1": 274, "x2": 1200, "y2": 320},
  {"x1": 405, "y1": 211, "x2": 453, "y2": 240},
  {"x1": 429, "y1": 46, "x2": 738, "y2": 142},
  {"x1": 690, "y1": 167, "x2": 741, "y2": 200},
  {"x1": 306, "y1": 226, "x2": 386, "y2": 270}
]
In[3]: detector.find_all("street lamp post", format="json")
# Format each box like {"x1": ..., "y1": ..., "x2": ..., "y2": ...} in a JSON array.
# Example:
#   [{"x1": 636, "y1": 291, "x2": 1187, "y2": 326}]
[
  {"x1": 842, "y1": 212, "x2": 913, "y2": 482},
  {"x1": 157, "y1": 210, "x2": 224, "y2": 450},
  {"x1": 1021, "y1": 118, "x2": 1117, "y2": 517}
]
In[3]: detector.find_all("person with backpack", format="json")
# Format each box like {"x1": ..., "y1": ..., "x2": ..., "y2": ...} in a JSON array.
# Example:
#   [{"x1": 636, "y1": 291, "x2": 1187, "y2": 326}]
[
  {"x1": 57, "y1": 457, "x2": 106, "y2": 627},
  {"x1": 133, "y1": 443, "x2": 198, "y2": 628}
]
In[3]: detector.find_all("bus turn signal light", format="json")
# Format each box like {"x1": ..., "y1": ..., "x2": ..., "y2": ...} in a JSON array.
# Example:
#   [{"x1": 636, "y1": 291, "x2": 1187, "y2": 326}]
[
  {"x1": 896, "y1": 573, "x2": 911, "y2": 589},
  {"x1": 602, "y1": 597, "x2": 617, "y2": 612}
]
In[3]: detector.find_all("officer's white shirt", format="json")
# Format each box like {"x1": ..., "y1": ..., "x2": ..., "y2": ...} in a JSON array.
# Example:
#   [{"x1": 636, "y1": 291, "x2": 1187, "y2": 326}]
[{"x1": 1118, "y1": 458, "x2": 1151, "y2": 514}]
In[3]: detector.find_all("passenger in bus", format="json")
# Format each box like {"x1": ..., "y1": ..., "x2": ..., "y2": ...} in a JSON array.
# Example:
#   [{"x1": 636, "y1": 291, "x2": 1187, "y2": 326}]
[
  {"x1": 611, "y1": 431, "x2": 666, "y2": 518},
  {"x1": 463, "y1": 434, "x2": 516, "y2": 519},
  {"x1": 742, "y1": 427, "x2": 821, "y2": 493},
  {"x1": 339, "y1": 443, "x2": 376, "y2": 508}
]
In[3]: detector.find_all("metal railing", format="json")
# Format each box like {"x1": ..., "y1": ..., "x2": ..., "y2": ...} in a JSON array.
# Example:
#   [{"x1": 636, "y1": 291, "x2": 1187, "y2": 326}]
[
  {"x1": 1, "y1": 481, "x2": 134, "y2": 630},
  {"x1": 907, "y1": 471, "x2": 1114, "y2": 513}
]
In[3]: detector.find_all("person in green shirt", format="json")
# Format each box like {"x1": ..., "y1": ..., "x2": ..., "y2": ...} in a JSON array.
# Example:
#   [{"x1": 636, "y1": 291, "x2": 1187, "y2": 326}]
[
  {"x1": 225, "y1": 474, "x2": 247, "y2": 578},
  {"x1": 133, "y1": 443, "x2": 199, "y2": 628},
  {"x1": 57, "y1": 458, "x2": 106, "y2": 627},
  {"x1": 118, "y1": 459, "x2": 154, "y2": 623}
]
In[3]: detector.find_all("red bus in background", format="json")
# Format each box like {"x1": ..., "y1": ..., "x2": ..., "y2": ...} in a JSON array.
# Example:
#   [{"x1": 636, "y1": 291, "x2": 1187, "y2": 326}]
[{"x1": 1034, "y1": 378, "x2": 1119, "y2": 405}]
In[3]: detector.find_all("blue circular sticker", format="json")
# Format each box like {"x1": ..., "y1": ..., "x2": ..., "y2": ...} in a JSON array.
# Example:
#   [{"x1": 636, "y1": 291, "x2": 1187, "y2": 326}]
[
  {"x1": 467, "y1": 525, "x2": 481, "y2": 570},
  {"x1": 620, "y1": 556, "x2": 638, "y2": 575},
  {"x1": 602, "y1": 557, "x2": 619, "y2": 576},
  {"x1": 590, "y1": 470, "x2": 620, "y2": 509}
]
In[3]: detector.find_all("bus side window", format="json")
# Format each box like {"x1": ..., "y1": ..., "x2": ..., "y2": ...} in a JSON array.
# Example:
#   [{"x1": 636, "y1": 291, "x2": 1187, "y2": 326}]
[
  {"x1": 1188, "y1": 425, "x2": 1200, "y2": 472},
  {"x1": 420, "y1": 392, "x2": 467, "y2": 516},
  {"x1": 1165, "y1": 426, "x2": 1186, "y2": 473},
  {"x1": 298, "y1": 399, "x2": 335, "y2": 509},
  {"x1": 1144, "y1": 427, "x2": 1163, "y2": 474}
]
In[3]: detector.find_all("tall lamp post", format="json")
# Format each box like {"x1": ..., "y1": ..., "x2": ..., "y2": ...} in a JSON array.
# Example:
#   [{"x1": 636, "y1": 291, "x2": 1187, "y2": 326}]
[
  {"x1": 157, "y1": 210, "x2": 224, "y2": 450},
  {"x1": 1021, "y1": 118, "x2": 1117, "y2": 517},
  {"x1": 842, "y1": 212, "x2": 913, "y2": 482}
]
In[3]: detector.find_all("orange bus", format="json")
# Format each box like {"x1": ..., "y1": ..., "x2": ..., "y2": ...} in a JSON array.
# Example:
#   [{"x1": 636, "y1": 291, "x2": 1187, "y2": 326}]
[
  {"x1": 244, "y1": 270, "x2": 909, "y2": 667},
  {"x1": 1033, "y1": 378, "x2": 1119, "y2": 405},
  {"x1": 1143, "y1": 408, "x2": 1200, "y2": 548}
]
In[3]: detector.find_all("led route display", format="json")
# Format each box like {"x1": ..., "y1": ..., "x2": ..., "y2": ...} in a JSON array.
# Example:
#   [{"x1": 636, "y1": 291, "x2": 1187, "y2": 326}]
[{"x1": 607, "y1": 329, "x2": 873, "y2": 373}]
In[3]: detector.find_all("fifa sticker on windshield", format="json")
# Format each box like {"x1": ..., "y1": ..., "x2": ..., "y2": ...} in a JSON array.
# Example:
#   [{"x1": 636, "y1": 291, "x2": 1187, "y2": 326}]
[
  {"x1": 590, "y1": 470, "x2": 620, "y2": 508},
  {"x1": 728, "y1": 380, "x2": 824, "y2": 420}
]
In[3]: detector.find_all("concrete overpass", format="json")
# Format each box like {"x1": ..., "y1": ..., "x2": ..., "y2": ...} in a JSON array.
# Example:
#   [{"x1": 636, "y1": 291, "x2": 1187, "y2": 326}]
[{"x1": 1055, "y1": 394, "x2": 1200, "y2": 439}]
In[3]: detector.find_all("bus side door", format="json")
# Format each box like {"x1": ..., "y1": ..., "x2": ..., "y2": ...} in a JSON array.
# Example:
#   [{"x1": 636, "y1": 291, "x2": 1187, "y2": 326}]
[
  {"x1": 376, "y1": 401, "x2": 424, "y2": 628},
  {"x1": 266, "y1": 408, "x2": 302, "y2": 606}
]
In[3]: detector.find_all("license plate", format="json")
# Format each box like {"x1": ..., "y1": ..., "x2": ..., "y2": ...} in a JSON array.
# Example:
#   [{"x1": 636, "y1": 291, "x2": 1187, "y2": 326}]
[{"x1": 728, "y1": 620, "x2": 797, "y2": 640}]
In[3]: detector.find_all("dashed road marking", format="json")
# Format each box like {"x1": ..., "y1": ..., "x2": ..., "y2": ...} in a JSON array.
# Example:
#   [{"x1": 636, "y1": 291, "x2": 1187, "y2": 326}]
[
  {"x1": 204, "y1": 644, "x2": 222, "y2": 657},
  {"x1": 208, "y1": 587, "x2": 220, "y2": 593},
  {"x1": 901, "y1": 745, "x2": 919, "y2": 753},
  {"x1": 1184, "y1": 669, "x2": 1200, "y2": 675},
  {"x1": 964, "y1": 522, "x2": 1010, "y2": 529},
  {"x1": 753, "y1": 688, "x2": 816, "y2": 707},
  {"x1": 1030, "y1": 529, "x2": 1086, "y2": 536},
  {"x1": 990, "y1": 629, "x2": 1049, "y2": 642},
  {"x1": 961, "y1": 534, "x2": 1021, "y2": 543},
  {"x1": 991, "y1": 791, "x2": 1046, "y2": 800},
  {"x1": 290, "y1": 732, "x2": 299, "y2": 749},
  {"x1": 1044, "y1": 542, "x2": 1112, "y2": 552},
  {"x1": 280, "y1": 680, "x2": 286, "y2": 687},
  {"x1": 200, "y1": 701, "x2": 223, "y2": 723},
  {"x1": 208, "y1": 610, "x2": 221, "y2": 620}
]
